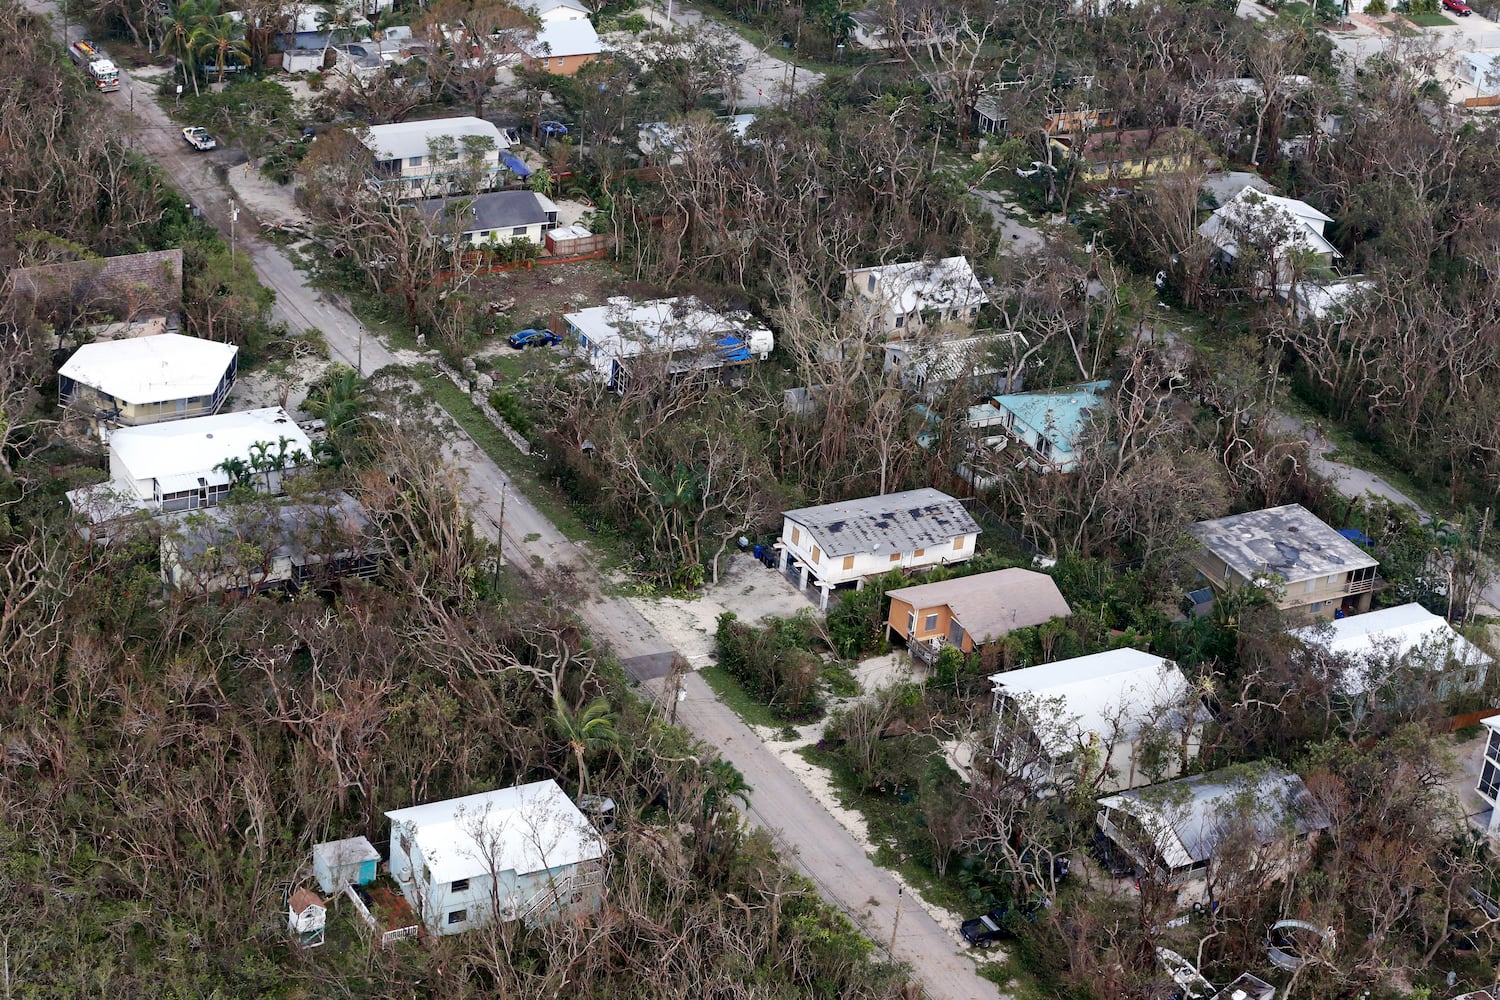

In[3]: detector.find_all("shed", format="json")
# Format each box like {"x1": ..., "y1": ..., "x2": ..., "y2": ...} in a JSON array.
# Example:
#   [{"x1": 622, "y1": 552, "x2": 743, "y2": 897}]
[
  {"x1": 313, "y1": 836, "x2": 381, "y2": 894},
  {"x1": 287, "y1": 887, "x2": 327, "y2": 947}
]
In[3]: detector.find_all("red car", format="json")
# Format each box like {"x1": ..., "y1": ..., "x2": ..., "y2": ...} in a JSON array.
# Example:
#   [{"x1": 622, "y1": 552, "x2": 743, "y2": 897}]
[{"x1": 1443, "y1": 0, "x2": 1473, "y2": 16}]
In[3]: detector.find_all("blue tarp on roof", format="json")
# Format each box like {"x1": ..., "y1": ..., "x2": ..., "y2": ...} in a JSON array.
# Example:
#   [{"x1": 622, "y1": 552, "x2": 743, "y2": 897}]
[
  {"x1": 501, "y1": 153, "x2": 532, "y2": 178},
  {"x1": 714, "y1": 336, "x2": 751, "y2": 362}
]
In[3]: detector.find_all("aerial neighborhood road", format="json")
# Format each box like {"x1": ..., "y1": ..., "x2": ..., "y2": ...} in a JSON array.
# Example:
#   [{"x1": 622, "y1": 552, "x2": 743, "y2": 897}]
[{"x1": 28, "y1": 3, "x2": 999, "y2": 995}]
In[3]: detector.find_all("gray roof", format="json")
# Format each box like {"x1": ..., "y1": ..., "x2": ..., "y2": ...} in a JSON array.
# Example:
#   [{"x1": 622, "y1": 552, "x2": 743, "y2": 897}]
[
  {"x1": 416, "y1": 191, "x2": 558, "y2": 234},
  {"x1": 783, "y1": 488, "x2": 979, "y2": 558},
  {"x1": 887, "y1": 568, "x2": 1070, "y2": 644},
  {"x1": 1187, "y1": 503, "x2": 1376, "y2": 586},
  {"x1": 1099, "y1": 765, "x2": 1329, "y2": 871},
  {"x1": 162, "y1": 492, "x2": 373, "y2": 566}
]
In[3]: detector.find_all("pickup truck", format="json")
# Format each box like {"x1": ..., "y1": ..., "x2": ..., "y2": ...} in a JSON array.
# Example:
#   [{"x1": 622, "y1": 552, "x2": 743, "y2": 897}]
[{"x1": 182, "y1": 127, "x2": 216, "y2": 151}]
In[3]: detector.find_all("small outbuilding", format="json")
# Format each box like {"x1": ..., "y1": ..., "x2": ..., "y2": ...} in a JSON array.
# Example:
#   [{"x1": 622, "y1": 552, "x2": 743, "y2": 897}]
[
  {"x1": 287, "y1": 887, "x2": 327, "y2": 948},
  {"x1": 312, "y1": 835, "x2": 382, "y2": 894}
]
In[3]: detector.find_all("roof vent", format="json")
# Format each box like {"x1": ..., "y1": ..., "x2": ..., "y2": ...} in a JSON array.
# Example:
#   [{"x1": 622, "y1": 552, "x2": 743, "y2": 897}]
[{"x1": 205, "y1": 433, "x2": 214, "y2": 439}]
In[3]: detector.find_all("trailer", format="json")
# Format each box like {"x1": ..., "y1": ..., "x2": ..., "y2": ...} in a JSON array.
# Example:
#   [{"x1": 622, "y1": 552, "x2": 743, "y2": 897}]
[{"x1": 68, "y1": 40, "x2": 121, "y2": 92}]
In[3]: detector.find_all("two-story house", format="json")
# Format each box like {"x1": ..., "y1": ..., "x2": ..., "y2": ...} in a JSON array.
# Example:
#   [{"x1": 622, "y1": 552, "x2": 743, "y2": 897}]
[
  {"x1": 67, "y1": 407, "x2": 313, "y2": 526},
  {"x1": 844, "y1": 257, "x2": 990, "y2": 337},
  {"x1": 990, "y1": 648, "x2": 1205, "y2": 794},
  {"x1": 968, "y1": 380, "x2": 1111, "y2": 474},
  {"x1": 885, "y1": 567, "x2": 1071, "y2": 665},
  {"x1": 386, "y1": 780, "x2": 606, "y2": 935},
  {"x1": 1186, "y1": 504, "x2": 1378, "y2": 621},
  {"x1": 58, "y1": 333, "x2": 238, "y2": 435},
  {"x1": 358, "y1": 117, "x2": 515, "y2": 198},
  {"x1": 778, "y1": 488, "x2": 980, "y2": 610},
  {"x1": 1198, "y1": 187, "x2": 1340, "y2": 294}
]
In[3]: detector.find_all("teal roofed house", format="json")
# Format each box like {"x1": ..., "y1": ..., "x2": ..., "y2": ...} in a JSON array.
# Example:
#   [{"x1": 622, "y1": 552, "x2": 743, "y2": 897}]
[{"x1": 971, "y1": 380, "x2": 1111, "y2": 473}]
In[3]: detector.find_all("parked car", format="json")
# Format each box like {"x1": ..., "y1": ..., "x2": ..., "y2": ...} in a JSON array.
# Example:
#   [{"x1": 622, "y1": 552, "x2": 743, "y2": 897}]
[
  {"x1": 960, "y1": 899, "x2": 1044, "y2": 947},
  {"x1": 182, "y1": 126, "x2": 216, "y2": 151},
  {"x1": 508, "y1": 328, "x2": 561, "y2": 349},
  {"x1": 1443, "y1": 0, "x2": 1472, "y2": 14},
  {"x1": 539, "y1": 120, "x2": 568, "y2": 137}
]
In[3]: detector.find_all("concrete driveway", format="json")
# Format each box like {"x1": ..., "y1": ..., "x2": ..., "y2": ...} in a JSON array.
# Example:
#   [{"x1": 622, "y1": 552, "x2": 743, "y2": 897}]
[{"x1": 640, "y1": 2, "x2": 823, "y2": 108}]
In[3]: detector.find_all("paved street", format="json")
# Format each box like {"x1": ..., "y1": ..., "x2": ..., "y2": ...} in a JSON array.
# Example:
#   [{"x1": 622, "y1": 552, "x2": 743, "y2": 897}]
[
  {"x1": 640, "y1": 1, "x2": 824, "y2": 108},
  {"x1": 29, "y1": 7, "x2": 998, "y2": 996}
]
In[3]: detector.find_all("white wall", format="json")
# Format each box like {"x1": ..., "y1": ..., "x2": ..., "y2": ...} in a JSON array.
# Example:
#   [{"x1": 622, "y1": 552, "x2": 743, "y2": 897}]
[{"x1": 460, "y1": 220, "x2": 552, "y2": 247}]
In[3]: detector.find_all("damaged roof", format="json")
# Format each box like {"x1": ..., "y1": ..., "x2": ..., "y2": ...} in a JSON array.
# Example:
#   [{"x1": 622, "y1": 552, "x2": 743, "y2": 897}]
[{"x1": 782, "y1": 488, "x2": 979, "y2": 557}]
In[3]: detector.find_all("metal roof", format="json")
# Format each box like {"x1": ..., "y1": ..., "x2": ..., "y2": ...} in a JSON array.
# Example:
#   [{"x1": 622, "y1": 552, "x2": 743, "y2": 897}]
[
  {"x1": 888, "y1": 568, "x2": 1071, "y2": 644},
  {"x1": 109, "y1": 406, "x2": 312, "y2": 490},
  {"x1": 990, "y1": 648, "x2": 1194, "y2": 753},
  {"x1": 1292, "y1": 602, "x2": 1492, "y2": 696},
  {"x1": 59, "y1": 333, "x2": 236, "y2": 405},
  {"x1": 1098, "y1": 766, "x2": 1328, "y2": 872},
  {"x1": 161, "y1": 491, "x2": 373, "y2": 565},
  {"x1": 1187, "y1": 504, "x2": 1377, "y2": 586},
  {"x1": 782, "y1": 488, "x2": 979, "y2": 558},
  {"x1": 847, "y1": 256, "x2": 990, "y2": 315},
  {"x1": 385, "y1": 779, "x2": 605, "y2": 884},
  {"x1": 1199, "y1": 187, "x2": 1340, "y2": 261},
  {"x1": 312, "y1": 836, "x2": 381, "y2": 868},
  {"x1": 526, "y1": 17, "x2": 602, "y2": 58},
  {"x1": 987, "y1": 380, "x2": 1111, "y2": 455},
  {"x1": 359, "y1": 116, "x2": 510, "y2": 162}
]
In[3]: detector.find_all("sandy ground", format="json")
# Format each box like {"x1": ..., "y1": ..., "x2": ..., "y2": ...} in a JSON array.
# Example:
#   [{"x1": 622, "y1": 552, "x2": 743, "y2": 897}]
[
  {"x1": 225, "y1": 352, "x2": 329, "y2": 415},
  {"x1": 628, "y1": 553, "x2": 816, "y2": 665},
  {"x1": 1441, "y1": 727, "x2": 1495, "y2": 834},
  {"x1": 227, "y1": 158, "x2": 310, "y2": 229}
]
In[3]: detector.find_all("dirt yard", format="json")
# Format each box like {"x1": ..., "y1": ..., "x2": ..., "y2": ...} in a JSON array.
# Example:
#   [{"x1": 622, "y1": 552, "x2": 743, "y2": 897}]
[
  {"x1": 463, "y1": 259, "x2": 636, "y2": 330},
  {"x1": 628, "y1": 553, "x2": 816, "y2": 666}
]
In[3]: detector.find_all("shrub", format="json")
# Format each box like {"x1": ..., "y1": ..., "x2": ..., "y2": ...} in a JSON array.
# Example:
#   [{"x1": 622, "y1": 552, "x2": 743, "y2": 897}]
[{"x1": 715, "y1": 612, "x2": 826, "y2": 721}]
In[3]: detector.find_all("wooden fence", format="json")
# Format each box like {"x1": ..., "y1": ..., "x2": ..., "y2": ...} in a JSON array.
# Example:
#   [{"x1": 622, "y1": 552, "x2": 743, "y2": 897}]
[{"x1": 1436, "y1": 708, "x2": 1500, "y2": 733}]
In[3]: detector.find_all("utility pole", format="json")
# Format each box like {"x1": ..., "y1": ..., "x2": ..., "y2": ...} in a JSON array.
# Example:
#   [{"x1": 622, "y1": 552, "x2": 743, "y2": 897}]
[
  {"x1": 357, "y1": 323, "x2": 364, "y2": 377},
  {"x1": 496, "y1": 482, "x2": 508, "y2": 567},
  {"x1": 229, "y1": 200, "x2": 239, "y2": 264},
  {"x1": 888, "y1": 884, "x2": 904, "y2": 954}
]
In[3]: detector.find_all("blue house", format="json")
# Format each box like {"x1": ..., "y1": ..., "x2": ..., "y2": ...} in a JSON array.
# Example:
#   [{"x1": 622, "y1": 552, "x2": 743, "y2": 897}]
[
  {"x1": 969, "y1": 380, "x2": 1111, "y2": 473},
  {"x1": 312, "y1": 836, "x2": 381, "y2": 894}
]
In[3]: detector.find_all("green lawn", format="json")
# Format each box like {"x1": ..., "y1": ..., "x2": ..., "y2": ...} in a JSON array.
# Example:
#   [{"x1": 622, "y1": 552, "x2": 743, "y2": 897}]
[
  {"x1": 1404, "y1": 11, "x2": 1453, "y2": 26},
  {"x1": 697, "y1": 665, "x2": 789, "y2": 730}
]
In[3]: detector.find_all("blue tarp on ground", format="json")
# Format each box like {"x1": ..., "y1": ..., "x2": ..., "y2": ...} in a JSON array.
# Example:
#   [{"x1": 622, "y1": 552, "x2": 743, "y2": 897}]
[
  {"x1": 1338, "y1": 528, "x2": 1372, "y2": 546},
  {"x1": 501, "y1": 153, "x2": 532, "y2": 178}
]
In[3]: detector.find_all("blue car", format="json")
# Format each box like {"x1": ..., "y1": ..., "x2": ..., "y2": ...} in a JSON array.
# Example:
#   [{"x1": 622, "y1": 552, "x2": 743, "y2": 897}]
[
  {"x1": 508, "y1": 328, "x2": 561, "y2": 349},
  {"x1": 539, "y1": 120, "x2": 569, "y2": 137}
]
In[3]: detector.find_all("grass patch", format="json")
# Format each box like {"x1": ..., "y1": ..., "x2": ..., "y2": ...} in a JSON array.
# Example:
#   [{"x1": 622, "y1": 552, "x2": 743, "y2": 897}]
[
  {"x1": 409, "y1": 364, "x2": 613, "y2": 554},
  {"x1": 698, "y1": 664, "x2": 788, "y2": 730},
  {"x1": 1403, "y1": 10, "x2": 1453, "y2": 25}
]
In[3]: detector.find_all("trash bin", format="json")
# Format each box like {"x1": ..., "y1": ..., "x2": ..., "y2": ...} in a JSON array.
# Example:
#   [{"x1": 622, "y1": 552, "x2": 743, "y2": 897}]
[{"x1": 753, "y1": 544, "x2": 765, "y2": 563}]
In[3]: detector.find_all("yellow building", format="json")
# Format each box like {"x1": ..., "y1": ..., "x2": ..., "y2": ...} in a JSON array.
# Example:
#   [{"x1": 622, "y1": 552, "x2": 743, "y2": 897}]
[
  {"x1": 58, "y1": 332, "x2": 238, "y2": 434},
  {"x1": 1051, "y1": 127, "x2": 1202, "y2": 183}
]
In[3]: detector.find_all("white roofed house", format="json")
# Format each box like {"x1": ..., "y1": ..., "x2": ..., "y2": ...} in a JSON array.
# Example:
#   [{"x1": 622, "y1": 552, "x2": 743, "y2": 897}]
[
  {"x1": 562, "y1": 296, "x2": 774, "y2": 392},
  {"x1": 521, "y1": 17, "x2": 604, "y2": 75},
  {"x1": 845, "y1": 256, "x2": 990, "y2": 338},
  {"x1": 58, "y1": 333, "x2": 238, "y2": 434},
  {"x1": 356, "y1": 117, "x2": 515, "y2": 198},
  {"x1": 386, "y1": 779, "x2": 607, "y2": 935},
  {"x1": 777, "y1": 488, "x2": 980, "y2": 610},
  {"x1": 989, "y1": 648, "x2": 1207, "y2": 795},
  {"x1": 881, "y1": 333, "x2": 1023, "y2": 399},
  {"x1": 67, "y1": 407, "x2": 314, "y2": 527},
  {"x1": 1291, "y1": 603, "x2": 1494, "y2": 721},
  {"x1": 1198, "y1": 187, "x2": 1341, "y2": 301}
]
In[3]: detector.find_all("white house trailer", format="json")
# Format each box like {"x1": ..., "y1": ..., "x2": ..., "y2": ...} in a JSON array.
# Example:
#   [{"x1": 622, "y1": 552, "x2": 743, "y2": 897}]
[
  {"x1": 777, "y1": 488, "x2": 980, "y2": 610},
  {"x1": 386, "y1": 779, "x2": 607, "y2": 936},
  {"x1": 562, "y1": 296, "x2": 774, "y2": 391},
  {"x1": 58, "y1": 333, "x2": 238, "y2": 434},
  {"x1": 67, "y1": 407, "x2": 312, "y2": 525},
  {"x1": 358, "y1": 117, "x2": 514, "y2": 198}
]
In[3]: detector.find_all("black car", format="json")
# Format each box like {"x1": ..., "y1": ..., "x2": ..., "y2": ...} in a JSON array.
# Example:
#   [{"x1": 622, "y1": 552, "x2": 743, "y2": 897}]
[
  {"x1": 507, "y1": 328, "x2": 561, "y2": 349},
  {"x1": 960, "y1": 900, "x2": 1042, "y2": 947}
]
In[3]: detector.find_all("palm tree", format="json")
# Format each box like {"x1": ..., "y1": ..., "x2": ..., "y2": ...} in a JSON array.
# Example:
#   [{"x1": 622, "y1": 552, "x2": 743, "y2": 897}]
[
  {"x1": 550, "y1": 693, "x2": 618, "y2": 798},
  {"x1": 304, "y1": 365, "x2": 369, "y2": 467},
  {"x1": 194, "y1": 12, "x2": 250, "y2": 84},
  {"x1": 161, "y1": 0, "x2": 216, "y2": 96}
]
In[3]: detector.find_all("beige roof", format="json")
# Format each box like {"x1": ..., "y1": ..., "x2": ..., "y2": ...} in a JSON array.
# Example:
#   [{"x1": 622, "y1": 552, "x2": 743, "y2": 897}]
[{"x1": 886, "y1": 567, "x2": 1071, "y2": 644}]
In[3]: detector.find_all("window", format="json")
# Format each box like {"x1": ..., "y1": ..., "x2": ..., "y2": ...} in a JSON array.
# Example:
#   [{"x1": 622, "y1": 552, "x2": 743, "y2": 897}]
[
  {"x1": 913, "y1": 548, "x2": 925, "y2": 558},
  {"x1": 867, "y1": 273, "x2": 876, "y2": 292},
  {"x1": 953, "y1": 537, "x2": 965, "y2": 551},
  {"x1": 842, "y1": 555, "x2": 854, "y2": 570},
  {"x1": 447, "y1": 909, "x2": 468, "y2": 925},
  {"x1": 889, "y1": 552, "x2": 901, "y2": 563},
  {"x1": 812, "y1": 546, "x2": 821, "y2": 564},
  {"x1": 969, "y1": 306, "x2": 978, "y2": 317},
  {"x1": 513, "y1": 225, "x2": 527, "y2": 236},
  {"x1": 409, "y1": 155, "x2": 423, "y2": 166},
  {"x1": 451, "y1": 878, "x2": 470, "y2": 892},
  {"x1": 895, "y1": 314, "x2": 904, "y2": 329},
  {"x1": 924, "y1": 613, "x2": 939, "y2": 632},
  {"x1": 791, "y1": 526, "x2": 800, "y2": 546}
]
